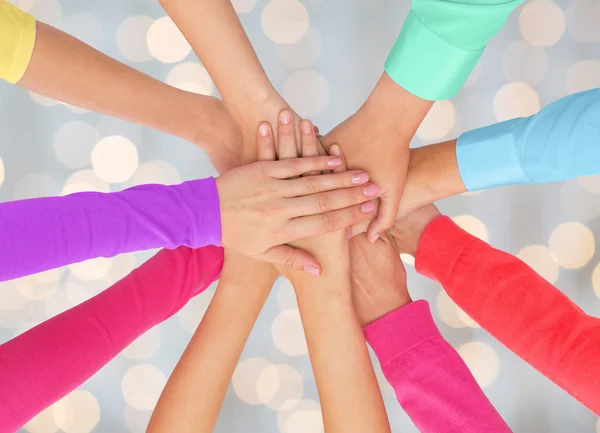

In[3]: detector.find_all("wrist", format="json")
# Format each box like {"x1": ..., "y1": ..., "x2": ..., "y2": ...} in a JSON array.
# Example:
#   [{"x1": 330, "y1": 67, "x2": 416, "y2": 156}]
[
  {"x1": 361, "y1": 72, "x2": 433, "y2": 137},
  {"x1": 353, "y1": 283, "x2": 412, "y2": 328},
  {"x1": 400, "y1": 140, "x2": 465, "y2": 217}
]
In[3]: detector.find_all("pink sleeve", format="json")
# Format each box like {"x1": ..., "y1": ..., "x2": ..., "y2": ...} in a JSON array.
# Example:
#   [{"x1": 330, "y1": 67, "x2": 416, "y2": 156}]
[
  {"x1": 415, "y1": 216, "x2": 600, "y2": 415},
  {"x1": 0, "y1": 245, "x2": 224, "y2": 432},
  {"x1": 364, "y1": 300, "x2": 511, "y2": 432}
]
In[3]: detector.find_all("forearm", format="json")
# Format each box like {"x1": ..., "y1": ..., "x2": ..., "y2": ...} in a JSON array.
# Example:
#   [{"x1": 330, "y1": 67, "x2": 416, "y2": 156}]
[
  {"x1": 18, "y1": 22, "x2": 216, "y2": 146},
  {"x1": 292, "y1": 271, "x2": 390, "y2": 432},
  {"x1": 365, "y1": 301, "x2": 511, "y2": 432},
  {"x1": 415, "y1": 216, "x2": 600, "y2": 414},
  {"x1": 0, "y1": 179, "x2": 221, "y2": 282},
  {"x1": 363, "y1": 73, "x2": 433, "y2": 146},
  {"x1": 148, "y1": 254, "x2": 276, "y2": 433},
  {"x1": 158, "y1": 0, "x2": 276, "y2": 119},
  {"x1": 0, "y1": 245, "x2": 224, "y2": 431},
  {"x1": 404, "y1": 88, "x2": 600, "y2": 211}
]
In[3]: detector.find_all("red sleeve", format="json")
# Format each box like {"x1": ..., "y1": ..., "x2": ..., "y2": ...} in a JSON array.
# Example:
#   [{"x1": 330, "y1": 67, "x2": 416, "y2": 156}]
[
  {"x1": 0, "y1": 246, "x2": 224, "y2": 432},
  {"x1": 415, "y1": 216, "x2": 600, "y2": 415}
]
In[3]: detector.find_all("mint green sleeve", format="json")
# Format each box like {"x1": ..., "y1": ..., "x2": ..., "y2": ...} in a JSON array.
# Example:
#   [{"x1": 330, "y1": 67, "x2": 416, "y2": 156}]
[{"x1": 386, "y1": 0, "x2": 524, "y2": 100}]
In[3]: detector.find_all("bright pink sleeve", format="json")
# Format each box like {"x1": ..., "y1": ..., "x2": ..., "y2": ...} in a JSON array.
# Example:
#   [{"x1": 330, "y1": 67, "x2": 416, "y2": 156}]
[
  {"x1": 0, "y1": 245, "x2": 224, "y2": 432},
  {"x1": 415, "y1": 216, "x2": 600, "y2": 415},
  {"x1": 364, "y1": 300, "x2": 511, "y2": 432}
]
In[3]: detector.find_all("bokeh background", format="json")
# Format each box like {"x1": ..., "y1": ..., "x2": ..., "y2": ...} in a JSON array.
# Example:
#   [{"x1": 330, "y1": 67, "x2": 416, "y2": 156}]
[{"x1": 1, "y1": 0, "x2": 600, "y2": 432}]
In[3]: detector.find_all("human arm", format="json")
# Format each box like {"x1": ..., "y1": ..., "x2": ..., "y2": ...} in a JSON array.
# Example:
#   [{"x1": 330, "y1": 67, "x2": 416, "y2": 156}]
[
  {"x1": 323, "y1": 0, "x2": 525, "y2": 240},
  {"x1": 0, "y1": 245, "x2": 224, "y2": 431},
  {"x1": 147, "y1": 126, "x2": 282, "y2": 433},
  {"x1": 350, "y1": 233, "x2": 511, "y2": 432},
  {"x1": 157, "y1": 0, "x2": 310, "y2": 159},
  {"x1": 0, "y1": 149, "x2": 380, "y2": 281},
  {"x1": 391, "y1": 205, "x2": 600, "y2": 415},
  {"x1": 276, "y1": 122, "x2": 389, "y2": 432},
  {"x1": 353, "y1": 87, "x2": 600, "y2": 232},
  {"x1": 147, "y1": 252, "x2": 277, "y2": 433},
  {"x1": 0, "y1": 0, "x2": 240, "y2": 171}
]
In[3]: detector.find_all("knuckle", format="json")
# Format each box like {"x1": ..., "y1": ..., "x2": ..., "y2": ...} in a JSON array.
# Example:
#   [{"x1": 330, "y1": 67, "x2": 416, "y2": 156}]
[
  {"x1": 306, "y1": 178, "x2": 319, "y2": 195},
  {"x1": 321, "y1": 214, "x2": 337, "y2": 232},
  {"x1": 350, "y1": 188, "x2": 360, "y2": 203},
  {"x1": 290, "y1": 160, "x2": 302, "y2": 176},
  {"x1": 316, "y1": 196, "x2": 330, "y2": 212}
]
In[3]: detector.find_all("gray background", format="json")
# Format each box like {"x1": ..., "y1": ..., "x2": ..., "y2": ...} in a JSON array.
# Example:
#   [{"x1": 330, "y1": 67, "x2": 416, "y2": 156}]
[{"x1": 1, "y1": 0, "x2": 599, "y2": 432}]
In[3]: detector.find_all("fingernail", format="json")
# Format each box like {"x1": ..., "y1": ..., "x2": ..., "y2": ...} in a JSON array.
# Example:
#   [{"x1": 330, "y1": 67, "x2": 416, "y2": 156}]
[
  {"x1": 301, "y1": 120, "x2": 312, "y2": 134},
  {"x1": 280, "y1": 110, "x2": 291, "y2": 125},
  {"x1": 259, "y1": 123, "x2": 270, "y2": 137},
  {"x1": 371, "y1": 234, "x2": 380, "y2": 243},
  {"x1": 363, "y1": 184, "x2": 379, "y2": 197},
  {"x1": 352, "y1": 172, "x2": 369, "y2": 184},
  {"x1": 361, "y1": 201, "x2": 375, "y2": 213},
  {"x1": 328, "y1": 158, "x2": 342, "y2": 167},
  {"x1": 330, "y1": 145, "x2": 341, "y2": 156},
  {"x1": 304, "y1": 265, "x2": 321, "y2": 276}
]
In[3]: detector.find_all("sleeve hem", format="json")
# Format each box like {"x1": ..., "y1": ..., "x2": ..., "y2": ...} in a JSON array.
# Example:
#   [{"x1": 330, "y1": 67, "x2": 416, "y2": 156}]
[
  {"x1": 189, "y1": 177, "x2": 222, "y2": 248},
  {"x1": 385, "y1": 11, "x2": 484, "y2": 101},
  {"x1": 364, "y1": 300, "x2": 442, "y2": 366},
  {"x1": 2, "y1": 10, "x2": 36, "y2": 84},
  {"x1": 457, "y1": 117, "x2": 531, "y2": 191},
  {"x1": 414, "y1": 216, "x2": 477, "y2": 284}
]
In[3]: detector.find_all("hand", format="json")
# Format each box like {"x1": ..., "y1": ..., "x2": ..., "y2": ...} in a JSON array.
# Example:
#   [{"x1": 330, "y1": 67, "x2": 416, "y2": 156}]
[
  {"x1": 216, "y1": 126, "x2": 378, "y2": 273},
  {"x1": 349, "y1": 233, "x2": 411, "y2": 327},
  {"x1": 321, "y1": 73, "x2": 433, "y2": 243},
  {"x1": 388, "y1": 204, "x2": 442, "y2": 257},
  {"x1": 236, "y1": 95, "x2": 326, "y2": 162},
  {"x1": 345, "y1": 139, "x2": 464, "y2": 237},
  {"x1": 262, "y1": 111, "x2": 358, "y2": 279}
]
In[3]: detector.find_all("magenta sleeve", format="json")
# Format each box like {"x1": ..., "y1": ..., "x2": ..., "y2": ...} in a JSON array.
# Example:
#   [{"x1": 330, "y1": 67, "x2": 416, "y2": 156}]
[
  {"x1": 0, "y1": 245, "x2": 224, "y2": 431},
  {"x1": 364, "y1": 300, "x2": 511, "y2": 432}
]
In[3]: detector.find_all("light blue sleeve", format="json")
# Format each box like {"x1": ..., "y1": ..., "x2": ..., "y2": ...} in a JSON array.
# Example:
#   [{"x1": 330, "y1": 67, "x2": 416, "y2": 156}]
[{"x1": 456, "y1": 88, "x2": 600, "y2": 191}]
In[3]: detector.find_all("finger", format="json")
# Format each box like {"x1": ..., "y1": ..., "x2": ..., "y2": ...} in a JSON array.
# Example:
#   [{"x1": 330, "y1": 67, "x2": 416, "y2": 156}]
[
  {"x1": 257, "y1": 122, "x2": 276, "y2": 162},
  {"x1": 288, "y1": 201, "x2": 377, "y2": 241},
  {"x1": 347, "y1": 199, "x2": 379, "y2": 238},
  {"x1": 300, "y1": 120, "x2": 320, "y2": 176},
  {"x1": 285, "y1": 183, "x2": 379, "y2": 216},
  {"x1": 258, "y1": 244, "x2": 322, "y2": 276},
  {"x1": 314, "y1": 125, "x2": 320, "y2": 134},
  {"x1": 265, "y1": 156, "x2": 343, "y2": 179},
  {"x1": 366, "y1": 196, "x2": 399, "y2": 243},
  {"x1": 328, "y1": 144, "x2": 348, "y2": 173},
  {"x1": 317, "y1": 139, "x2": 328, "y2": 158},
  {"x1": 278, "y1": 109, "x2": 298, "y2": 160},
  {"x1": 285, "y1": 170, "x2": 369, "y2": 197}
]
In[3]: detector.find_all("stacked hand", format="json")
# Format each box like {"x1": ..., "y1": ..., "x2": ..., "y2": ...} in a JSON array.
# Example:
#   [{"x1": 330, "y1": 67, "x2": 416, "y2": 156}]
[{"x1": 215, "y1": 111, "x2": 378, "y2": 274}]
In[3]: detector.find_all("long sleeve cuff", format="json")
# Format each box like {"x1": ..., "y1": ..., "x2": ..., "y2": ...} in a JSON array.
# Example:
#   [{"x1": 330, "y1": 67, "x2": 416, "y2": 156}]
[
  {"x1": 188, "y1": 177, "x2": 222, "y2": 247},
  {"x1": 415, "y1": 216, "x2": 477, "y2": 285},
  {"x1": 385, "y1": 11, "x2": 484, "y2": 101},
  {"x1": 0, "y1": 2, "x2": 36, "y2": 84},
  {"x1": 364, "y1": 300, "x2": 440, "y2": 366},
  {"x1": 456, "y1": 118, "x2": 530, "y2": 191}
]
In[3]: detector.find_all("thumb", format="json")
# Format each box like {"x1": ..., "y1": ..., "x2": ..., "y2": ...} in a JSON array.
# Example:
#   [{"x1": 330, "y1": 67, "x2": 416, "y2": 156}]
[
  {"x1": 259, "y1": 245, "x2": 323, "y2": 276},
  {"x1": 366, "y1": 195, "x2": 397, "y2": 243}
]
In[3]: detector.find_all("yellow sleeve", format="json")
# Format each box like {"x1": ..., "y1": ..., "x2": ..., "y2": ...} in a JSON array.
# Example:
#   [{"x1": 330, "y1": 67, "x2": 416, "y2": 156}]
[{"x1": 0, "y1": 0, "x2": 36, "y2": 84}]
